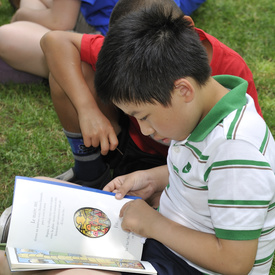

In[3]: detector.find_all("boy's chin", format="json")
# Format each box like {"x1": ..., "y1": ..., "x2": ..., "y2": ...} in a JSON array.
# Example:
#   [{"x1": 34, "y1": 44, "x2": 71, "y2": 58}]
[{"x1": 150, "y1": 135, "x2": 171, "y2": 146}]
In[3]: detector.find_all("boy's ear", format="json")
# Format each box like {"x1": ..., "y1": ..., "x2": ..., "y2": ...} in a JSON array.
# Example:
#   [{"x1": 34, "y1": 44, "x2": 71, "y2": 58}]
[
  {"x1": 183, "y1": 15, "x2": 195, "y2": 28},
  {"x1": 174, "y1": 78, "x2": 195, "y2": 103}
]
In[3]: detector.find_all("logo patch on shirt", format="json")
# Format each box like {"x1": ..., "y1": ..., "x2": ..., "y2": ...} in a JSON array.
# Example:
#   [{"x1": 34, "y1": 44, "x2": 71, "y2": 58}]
[{"x1": 182, "y1": 162, "x2": 192, "y2": 173}]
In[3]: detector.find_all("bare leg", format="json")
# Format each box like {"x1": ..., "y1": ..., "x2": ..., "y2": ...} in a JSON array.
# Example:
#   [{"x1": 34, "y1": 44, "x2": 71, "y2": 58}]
[
  {"x1": 49, "y1": 62, "x2": 121, "y2": 183},
  {"x1": 81, "y1": 62, "x2": 121, "y2": 135},
  {"x1": 19, "y1": 0, "x2": 51, "y2": 9},
  {"x1": 0, "y1": 21, "x2": 49, "y2": 77},
  {"x1": 49, "y1": 72, "x2": 81, "y2": 133}
]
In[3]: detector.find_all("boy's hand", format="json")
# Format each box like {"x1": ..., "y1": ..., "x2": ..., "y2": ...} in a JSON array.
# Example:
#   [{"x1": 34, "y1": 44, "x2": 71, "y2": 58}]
[
  {"x1": 79, "y1": 108, "x2": 118, "y2": 155},
  {"x1": 103, "y1": 171, "x2": 157, "y2": 201},
  {"x1": 119, "y1": 199, "x2": 162, "y2": 238}
]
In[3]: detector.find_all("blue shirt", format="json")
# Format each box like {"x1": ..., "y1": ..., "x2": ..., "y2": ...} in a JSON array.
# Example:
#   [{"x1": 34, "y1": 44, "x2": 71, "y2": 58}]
[
  {"x1": 80, "y1": 0, "x2": 206, "y2": 36},
  {"x1": 80, "y1": 0, "x2": 118, "y2": 36},
  {"x1": 175, "y1": 0, "x2": 206, "y2": 15},
  {"x1": 174, "y1": 0, "x2": 181, "y2": 7}
]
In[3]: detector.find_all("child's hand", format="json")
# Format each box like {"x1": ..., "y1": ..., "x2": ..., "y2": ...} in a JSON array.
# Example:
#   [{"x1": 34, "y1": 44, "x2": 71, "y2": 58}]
[
  {"x1": 103, "y1": 170, "x2": 157, "y2": 201},
  {"x1": 119, "y1": 199, "x2": 162, "y2": 238},
  {"x1": 79, "y1": 108, "x2": 118, "y2": 155}
]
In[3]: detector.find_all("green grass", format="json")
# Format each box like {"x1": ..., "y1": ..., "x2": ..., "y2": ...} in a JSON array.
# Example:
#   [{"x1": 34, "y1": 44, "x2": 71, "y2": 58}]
[
  {"x1": 0, "y1": 0, "x2": 275, "y2": 272},
  {"x1": 192, "y1": 0, "x2": 275, "y2": 133},
  {"x1": 0, "y1": 83, "x2": 74, "y2": 209}
]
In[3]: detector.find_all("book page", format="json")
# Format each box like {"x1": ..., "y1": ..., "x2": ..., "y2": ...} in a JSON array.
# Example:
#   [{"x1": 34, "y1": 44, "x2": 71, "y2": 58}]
[
  {"x1": 7, "y1": 177, "x2": 143, "y2": 260},
  {"x1": 6, "y1": 247, "x2": 157, "y2": 274}
]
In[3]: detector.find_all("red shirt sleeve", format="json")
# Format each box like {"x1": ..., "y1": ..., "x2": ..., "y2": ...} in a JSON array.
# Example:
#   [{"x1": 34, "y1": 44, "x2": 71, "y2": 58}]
[
  {"x1": 196, "y1": 28, "x2": 262, "y2": 117},
  {"x1": 80, "y1": 34, "x2": 105, "y2": 71}
]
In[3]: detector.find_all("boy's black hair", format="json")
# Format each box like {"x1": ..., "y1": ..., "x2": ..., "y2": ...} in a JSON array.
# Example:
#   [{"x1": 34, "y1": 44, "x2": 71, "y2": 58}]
[
  {"x1": 110, "y1": 0, "x2": 183, "y2": 26},
  {"x1": 95, "y1": 4, "x2": 211, "y2": 106}
]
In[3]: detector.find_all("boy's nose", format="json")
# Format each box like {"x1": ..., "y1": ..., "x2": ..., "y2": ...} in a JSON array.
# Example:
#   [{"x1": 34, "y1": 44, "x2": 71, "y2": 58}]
[{"x1": 139, "y1": 121, "x2": 155, "y2": 136}]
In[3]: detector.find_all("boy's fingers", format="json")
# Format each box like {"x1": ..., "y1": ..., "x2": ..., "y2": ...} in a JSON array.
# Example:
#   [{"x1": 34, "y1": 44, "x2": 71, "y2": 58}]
[
  {"x1": 103, "y1": 180, "x2": 118, "y2": 192},
  {"x1": 100, "y1": 136, "x2": 110, "y2": 155},
  {"x1": 91, "y1": 136, "x2": 100, "y2": 148},
  {"x1": 99, "y1": 129, "x2": 118, "y2": 155},
  {"x1": 115, "y1": 180, "x2": 133, "y2": 199},
  {"x1": 108, "y1": 132, "x2": 119, "y2": 151},
  {"x1": 82, "y1": 135, "x2": 92, "y2": 148},
  {"x1": 119, "y1": 201, "x2": 131, "y2": 218},
  {"x1": 105, "y1": 175, "x2": 137, "y2": 200},
  {"x1": 104, "y1": 176, "x2": 130, "y2": 200},
  {"x1": 115, "y1": 192, "x2": 123, "y2": 199},
  {"x1": 103, "y1": 177, "x2": 123, "y2": 194}
]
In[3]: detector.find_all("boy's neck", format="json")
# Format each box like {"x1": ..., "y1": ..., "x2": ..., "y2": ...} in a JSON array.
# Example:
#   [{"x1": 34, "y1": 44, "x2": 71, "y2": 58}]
[{"x1": 199, "y1": 77, "x2": 229, "y2": 121}]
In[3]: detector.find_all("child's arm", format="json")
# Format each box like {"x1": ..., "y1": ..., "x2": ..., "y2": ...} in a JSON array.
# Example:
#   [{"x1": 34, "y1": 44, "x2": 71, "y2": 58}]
[
  {"x1": 107, "y1": 165, "x2": 257, "y2": 274},
  {"x1": 11, "y1": 0, "x2": 81, "y2": 30},
  {"x1": 104, "y1": 165, "x2": 169, "y2": 207},
  {"x1": 120, "y1": 199, "x2": 257, "y2": 275},
  {"x1": 41, "y1": 31, "x2": 118, "y2": 154}
]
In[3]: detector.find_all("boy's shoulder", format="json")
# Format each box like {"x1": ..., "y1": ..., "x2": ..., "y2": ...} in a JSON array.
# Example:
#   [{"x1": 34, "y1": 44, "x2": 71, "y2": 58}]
[
  {"x1": 222, "y1": 95, "x2": 267, "y2": 147},
  {"x1": 215, "y1": 75, "x2": 266, "y2": 148},
  {"x1": 190, "y1": 75, "x2": 269, "y2": 152}
]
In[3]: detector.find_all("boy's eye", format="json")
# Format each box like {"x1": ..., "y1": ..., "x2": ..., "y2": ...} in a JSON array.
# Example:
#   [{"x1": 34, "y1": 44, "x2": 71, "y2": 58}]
[{"x1": 139, "y1": 115, "x2": 148, "y2": 121}]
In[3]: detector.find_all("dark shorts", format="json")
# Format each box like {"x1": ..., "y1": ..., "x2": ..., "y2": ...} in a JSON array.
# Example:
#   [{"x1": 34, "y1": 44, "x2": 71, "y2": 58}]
[
  {"x1": 124, "y1": 239, "x2": 203, "y2": 275},
  {"x1": 103, "y1": 115, "x2": 167, "y2": 178}
]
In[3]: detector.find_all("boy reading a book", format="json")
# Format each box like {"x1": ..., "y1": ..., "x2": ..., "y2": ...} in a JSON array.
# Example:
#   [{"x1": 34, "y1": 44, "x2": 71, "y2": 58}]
[
  {"x1": 2, "y1": 4, "x2": 273, "y2": 275},
  {"x1": 1, "y1": 3, "x2": 274, "y2": 275},
  {"x1": 39, "y1": 0, "x2": 262, "y2": 190},
  {"x1": 93, "y1": 5, "x2": 275, "y2": 274}
]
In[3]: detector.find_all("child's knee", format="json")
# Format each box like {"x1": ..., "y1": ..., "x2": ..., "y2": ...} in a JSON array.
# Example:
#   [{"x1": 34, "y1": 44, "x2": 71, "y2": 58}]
[{"x1": 0, "y1": 25, "x2": 14, "y2": 57}]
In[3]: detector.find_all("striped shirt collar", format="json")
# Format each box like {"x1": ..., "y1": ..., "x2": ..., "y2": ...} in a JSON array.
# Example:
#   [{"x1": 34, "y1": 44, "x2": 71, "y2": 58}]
[{"x1": 176, "y1": 75, "x2": 248, "y2": 144}]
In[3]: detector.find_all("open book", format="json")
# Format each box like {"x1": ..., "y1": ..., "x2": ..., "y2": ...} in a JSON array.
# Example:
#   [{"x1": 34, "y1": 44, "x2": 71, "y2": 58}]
[{"x1": 5, "y1": 176, "x2": 157, "y2": 274}]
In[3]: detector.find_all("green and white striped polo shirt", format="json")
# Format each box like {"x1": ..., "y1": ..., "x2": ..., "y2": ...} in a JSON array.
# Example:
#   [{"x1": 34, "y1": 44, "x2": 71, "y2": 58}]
[{"x1": 160, "y1": 75, "x2": 275, "y2": 274}]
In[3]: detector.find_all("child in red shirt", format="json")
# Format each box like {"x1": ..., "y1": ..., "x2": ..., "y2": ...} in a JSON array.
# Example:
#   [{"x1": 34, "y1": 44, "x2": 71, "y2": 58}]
[{"x1": 41, "y1": 0, "x2": 262, "y2": 188}]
